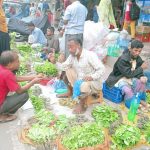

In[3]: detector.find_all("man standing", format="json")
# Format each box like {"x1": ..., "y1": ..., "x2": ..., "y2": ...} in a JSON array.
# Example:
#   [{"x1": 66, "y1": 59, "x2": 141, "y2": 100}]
[
  {"x1": 49, "y1": 38, "x2": 105, "y2": 114},
  {"x1": 28, "y1": 22, "x2": 47, "y2": 49},
  {"x1": 63, "y1": 0, "x2": 87, "y2": 58},
  {"x1": 0, "y1": 0, "x2": 10, "y2": 55}
]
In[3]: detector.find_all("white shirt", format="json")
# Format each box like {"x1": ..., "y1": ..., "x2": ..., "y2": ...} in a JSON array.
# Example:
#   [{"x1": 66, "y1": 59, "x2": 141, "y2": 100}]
[
  {"x1": 63, "y1": 1, "x2": 88, "y2": 34},
  {"x1": 57, "y1": 49, "x2": 105, "y2": 80}
]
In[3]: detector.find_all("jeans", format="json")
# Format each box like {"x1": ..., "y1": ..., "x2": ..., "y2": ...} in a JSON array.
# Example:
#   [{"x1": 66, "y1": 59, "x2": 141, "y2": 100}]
[
  {"x1": 0, "y1": 92, "x2": 29, "y2": 114},
  {"x1": 144, "y1": 70, "x2": 150, "y2": 89}
]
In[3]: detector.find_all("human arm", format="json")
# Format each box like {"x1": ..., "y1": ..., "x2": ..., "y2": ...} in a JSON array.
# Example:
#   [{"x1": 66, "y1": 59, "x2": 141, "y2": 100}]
[
  {"x1": 16, "y1": 74, "x2": 43, "y2": 82},
  {"x1": 63, "y1": 6, "x2": 71, "y2": 25},
  {"x1": 117, "y1": 58, "x2": 144, "y2": 78},
  {"x1": 84, "y1": 52, "x2": 105, "y2": 81},
  {"x1": 16, "y1": 77, "x2": 42, "y2": 94},
  {"x1": 48, "y1": 52, "x2": 72, "y2": 70}
]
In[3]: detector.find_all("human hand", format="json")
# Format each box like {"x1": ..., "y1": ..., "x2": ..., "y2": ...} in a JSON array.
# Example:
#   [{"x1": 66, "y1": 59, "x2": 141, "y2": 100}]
[
  {"x1": 141, "y1": 62, "x2": 148, "y2": 70},
  {"x1": 48, "y1": 52, "x2": 56, "y2": 64},
  {"x1": 58, "y1": 53, "x2": 65, "y2": 63},
  {"x1": 83, "y1": 76, "x2": 93, "y2": 81},
  {"x1": 140, "y1": 76, "x2": 147, "y2": 84},
  {"x1": 31, "y1": 77, "x2": 43, "y2": 84}
]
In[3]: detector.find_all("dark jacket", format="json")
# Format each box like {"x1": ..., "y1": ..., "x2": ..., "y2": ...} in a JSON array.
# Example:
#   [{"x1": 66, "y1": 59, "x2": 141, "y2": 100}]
[{"x1": 106, "y1": 51, "x2": 144, "y2": 88}]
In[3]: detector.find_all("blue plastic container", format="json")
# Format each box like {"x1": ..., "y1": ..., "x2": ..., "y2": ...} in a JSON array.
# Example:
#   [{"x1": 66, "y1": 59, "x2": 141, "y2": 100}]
[{"x1": 102, "y1": 82, "x2": 124, "y2": 103}]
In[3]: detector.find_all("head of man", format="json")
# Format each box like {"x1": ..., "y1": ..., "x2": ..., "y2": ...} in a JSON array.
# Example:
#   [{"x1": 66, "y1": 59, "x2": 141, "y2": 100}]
[
  {"x1": 28, "y1": 22, "x2": 35, "y2": 32},
  {"x1": 129, "y1": 40, "x2": 144, "y2": 59},
  {"x1": 68, "y1": 38, "x2": 82, "y2": 57},
  {"x1": 0, "y1": 51, "x2": 20, "y2": 71},
  {"x1": 46, "y1": 27, "x2": 55, "y2": 36}
]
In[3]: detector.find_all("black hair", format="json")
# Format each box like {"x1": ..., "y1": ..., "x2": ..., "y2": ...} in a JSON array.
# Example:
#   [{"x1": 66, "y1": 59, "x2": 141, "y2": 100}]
[
  {"x1": 0, "y1": 51, "x2": 18, "y2": 66},
  {"x1": 47, "y1": 26, "x2": 55, "y2": 33},
  {"x1": 131, "y1": 40, "x2": 144, "y2": 49},
  {"x1": 28, "y1": 22, "x2": 35, "y2": 27},
  {"x1": 68, "y1": 37, "x2": 83, "y2": 47}
]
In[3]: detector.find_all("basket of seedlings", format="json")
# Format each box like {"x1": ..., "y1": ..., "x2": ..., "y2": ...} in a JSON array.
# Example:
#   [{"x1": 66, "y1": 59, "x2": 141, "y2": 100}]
[
  {"x1": 92, "y1": 105, "x2": 122, "y2": 128},
  {"x1": 57, "y1": 122, "x2": 109, "y2": 150},
  {"x1": 111, "y1": 124, "x2": 141, "y2": 150}
]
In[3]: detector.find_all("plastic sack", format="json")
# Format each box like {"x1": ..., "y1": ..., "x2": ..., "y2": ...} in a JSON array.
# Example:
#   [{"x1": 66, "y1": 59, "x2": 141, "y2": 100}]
[
  {"x1": 72, "y1": 80, "x2": 83, "y2": 100},
  {"x1": 83, "y1": 21, "x2": 110, "y2": 50},
  {"x1": 91, "y1": 45, "x2": 108, "y2": 60},
  {"x1": 52, "y1": 80, "x2": 67, "y2": 91},
  {"x1": 117, "y1": 30, "x2": 131, "y2": 50},
  {"x1": 104, "y1": 31, "x2": 120, "y2": 41},
  {"x1": 117, "y1": 38, "x2": 130, "y2": 49},
  {"x1": 107, "y1": 44, "x2": 121, "y2": 57}
]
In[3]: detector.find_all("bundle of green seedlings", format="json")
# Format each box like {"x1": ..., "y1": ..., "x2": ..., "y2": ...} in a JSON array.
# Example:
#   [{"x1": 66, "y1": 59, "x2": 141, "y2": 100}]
[
  {"x1": 29, "y1": 89, "x2": 45, "y2": 113},
  {"x1": 61, "y1": 122, "x2": 105, "y2": 150},
  {"x1": 35, "y1": 109, "x2": 56, "y2": 126},
  {"x1": 146, "y1": 92, "x2": 150, "y2": 104},
  {"x1": 27, "y1": 110, "x2": 70, "y2": 145},
  {"x1": 137, "y1": 116, "x2": 150, "y2": 144},
  {"x1": 10, "y1": 32, "x2": 17, "y2": 49},
  {"x1": 16, "y1": 63, "x2": 28, "y2": 75},
  {"x1": 17, "y1": 43, "x2": 33, "y2": 53},
  {"x1": 111, "y1": 124, "x2": 141, "y2": 150},
  {"x1": 27, "y1": 123, "x2": 56, "y2": 144},
  {"x1": 35, "y1": 61, "x2": 58, "y2": 77},
  {"x1": 92, "y1": 105, "x2": 120, "y2": 128}
]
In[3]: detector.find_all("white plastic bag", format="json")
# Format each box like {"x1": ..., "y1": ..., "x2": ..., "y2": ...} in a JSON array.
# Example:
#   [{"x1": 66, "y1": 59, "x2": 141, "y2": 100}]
[{"x1": 83, "y1": 21, "x2": 110, "y2": 50}]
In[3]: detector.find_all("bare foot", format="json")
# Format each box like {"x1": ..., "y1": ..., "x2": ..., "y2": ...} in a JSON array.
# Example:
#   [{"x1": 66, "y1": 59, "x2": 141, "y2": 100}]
[
  {"x1": 72, "y1": 103, "x2": 86, "y2": 114},
  {"x1": 0, "y1": 114, "x2": 17, "y2": 123}
]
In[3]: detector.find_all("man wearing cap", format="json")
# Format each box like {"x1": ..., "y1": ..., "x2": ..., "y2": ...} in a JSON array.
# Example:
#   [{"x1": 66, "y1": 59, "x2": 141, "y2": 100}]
[{"x1": 28, "y1": 22, "x2": 47, "y2": 49}]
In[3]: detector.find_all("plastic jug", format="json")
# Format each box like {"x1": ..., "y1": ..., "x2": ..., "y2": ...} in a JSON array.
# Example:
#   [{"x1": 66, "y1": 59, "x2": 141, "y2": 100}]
[{"x1": 128, "y1": 93, "x2": 140, "y2": 122}]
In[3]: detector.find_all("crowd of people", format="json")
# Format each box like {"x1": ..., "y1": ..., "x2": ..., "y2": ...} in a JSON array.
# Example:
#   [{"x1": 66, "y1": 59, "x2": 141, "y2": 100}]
[{"x1": 0, "y1": 0, "x2": 150, "y2": 122}]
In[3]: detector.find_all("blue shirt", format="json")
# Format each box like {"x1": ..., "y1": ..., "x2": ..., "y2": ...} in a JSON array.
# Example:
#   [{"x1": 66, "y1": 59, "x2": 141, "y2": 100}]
[
  {"x1": 31, "y1": 27, "x2": 47, "y2": 45},
  {"x1": 63, "y1": 1, "x2": 87, "y2": 34}
]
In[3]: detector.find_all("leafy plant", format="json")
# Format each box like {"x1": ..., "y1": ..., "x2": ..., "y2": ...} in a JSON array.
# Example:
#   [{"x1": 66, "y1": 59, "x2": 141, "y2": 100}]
[
  {"x1": 54, "y1": 115, "x2": 69, "y2": 134},
  {"x1": 92, "y1": 105, "x2": 119, "y2": 127},
  {"x1": 17, "y1": 43, "x2": 33, "y2": 53},
  {"x1": 146, "y1": 92, "x2": 150, "y2": 104},
  {"x1": 35, "y1": 61, "x2": 58, "y2": 76},
  {"x1": 10, "y1": 32, "x2": 17, "y2": 49},
  {"x1": 62, "y1": 122, "x2": 104, "y2": 150},
  {"x1": 27, "y1": 123, "x2": 56, "y2": 144},
  {"x1": 16, "y1": 63, "x2": 28, "y2": 75},
  {"x1": 29, "y1": 95, "x2": 45, "y2": 113},
  {"x1": 112, "y1": 125, "x2": 141, "y2": 150},
  {"x1": 35, "y1": 109, "x2": 55, "y2": 126}
]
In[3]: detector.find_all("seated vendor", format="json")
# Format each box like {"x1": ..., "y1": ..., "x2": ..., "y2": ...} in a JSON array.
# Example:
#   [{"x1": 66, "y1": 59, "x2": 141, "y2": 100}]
[
  {"x1": 106, "y1": 40, "x2": 148, "y2": 109},
  {"x1": 49, "y1": 38, "x2": 105, "y2": 114},
  {"x1": 28, "y1": 22, "x2": 47, "y2": 49},
  {"x1": 45, "y1": 27, "x2": 60, "y2": 53},
  {"x1": 0, "y1": 51, "x2": 43, "y2": 122}
]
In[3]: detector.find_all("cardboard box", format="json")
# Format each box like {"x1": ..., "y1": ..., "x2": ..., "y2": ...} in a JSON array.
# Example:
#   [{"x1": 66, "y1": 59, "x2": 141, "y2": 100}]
[{"x1": 136, "y1": 26, "x2": 150, "y2": 34}]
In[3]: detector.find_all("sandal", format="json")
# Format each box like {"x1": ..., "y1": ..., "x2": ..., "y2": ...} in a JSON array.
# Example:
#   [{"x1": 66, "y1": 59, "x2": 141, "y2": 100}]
[{"x1": 0, "y1": 114, "x2": 17, "y2": 123}]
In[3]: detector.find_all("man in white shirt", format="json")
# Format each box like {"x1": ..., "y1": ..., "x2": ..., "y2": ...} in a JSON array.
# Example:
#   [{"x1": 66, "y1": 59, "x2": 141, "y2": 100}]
[
  {"x1": 63, "y1": 0, "x2": 87, "y2": 58},
  {"x1": 49, "y1": 38, "x2": 105, "y2": 114}
]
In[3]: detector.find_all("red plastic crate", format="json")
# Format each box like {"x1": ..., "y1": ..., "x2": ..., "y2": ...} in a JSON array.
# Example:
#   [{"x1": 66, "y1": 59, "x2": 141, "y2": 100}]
[{"x1": 136, "y1": 33, "x2": 150, "y2": 42}]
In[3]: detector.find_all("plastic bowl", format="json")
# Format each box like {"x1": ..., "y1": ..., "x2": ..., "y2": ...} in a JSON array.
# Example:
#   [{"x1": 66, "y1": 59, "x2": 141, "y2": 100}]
[{"x1": 55, "y1": 89, "x2": 68, "y2": 94}]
